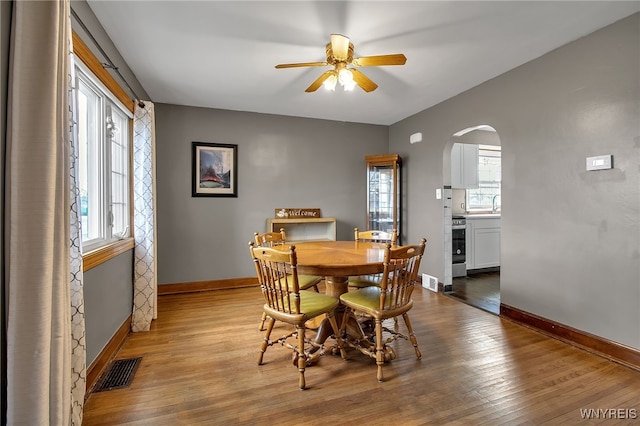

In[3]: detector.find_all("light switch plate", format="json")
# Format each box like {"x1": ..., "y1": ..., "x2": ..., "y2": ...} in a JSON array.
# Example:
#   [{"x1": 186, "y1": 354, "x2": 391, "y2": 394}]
[{"x1": 586, "y1": 155, "x2": 612, "y2": 171}]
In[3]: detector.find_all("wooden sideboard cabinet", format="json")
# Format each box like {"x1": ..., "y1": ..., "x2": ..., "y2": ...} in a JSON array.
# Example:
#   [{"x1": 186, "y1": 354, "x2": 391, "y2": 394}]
[{"x1": 267, "y1": 218, "x2": 337, "y2": 242}]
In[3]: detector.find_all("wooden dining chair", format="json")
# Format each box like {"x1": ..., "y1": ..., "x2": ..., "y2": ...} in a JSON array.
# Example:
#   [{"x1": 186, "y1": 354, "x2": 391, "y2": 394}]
[
  {"x1": 249, "y1": 242, "x2": 346, "y2": 390},
  {"x1": 254, "y1": 229, "x2": 323, "y2": 330},
  {"x1": 353, "y1": 227, "x2": 398, "y2": 244},
  {"x1": 254, "y1": 228, "x2": 289, "y2": 247},
  {"x1": 339, "y1": 238, "x2": 426, "y2": 383},
  {"x1": 348, "y1": 227, "x2": 398, "y2": 288}
]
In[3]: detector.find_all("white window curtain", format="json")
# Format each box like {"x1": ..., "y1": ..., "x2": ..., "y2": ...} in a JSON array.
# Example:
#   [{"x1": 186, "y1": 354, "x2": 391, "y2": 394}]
[
  {"x1": 6, "y1": 0, "x2": 86, "y2": 424},
  {"x1": 69, "y1": 41, "x2": 87, "y2": 426},
  {"x1": 132, "y1": 101, "x2": 158, "y2": 331}
]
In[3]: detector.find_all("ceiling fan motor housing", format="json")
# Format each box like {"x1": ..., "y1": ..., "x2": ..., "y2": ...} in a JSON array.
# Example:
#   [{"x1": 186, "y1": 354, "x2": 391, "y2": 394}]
[{"x1": 325, "y1": 42, "x2": 354, "y2": 65}]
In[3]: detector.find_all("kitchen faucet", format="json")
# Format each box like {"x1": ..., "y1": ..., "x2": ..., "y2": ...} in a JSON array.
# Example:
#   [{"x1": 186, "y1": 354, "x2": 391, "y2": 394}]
[{"x1": 492, "y1": 194, "x2": 501, "y2": 213}]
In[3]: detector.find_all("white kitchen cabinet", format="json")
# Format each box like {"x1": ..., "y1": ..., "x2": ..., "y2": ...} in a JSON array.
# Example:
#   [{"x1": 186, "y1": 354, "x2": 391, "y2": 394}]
[
  {"x1": 466, "y1": 216, "x2": 500, "y2": 270},
  {"x1": 451, "y1": 143, "x2": 479, "y2": 189},
  {"x1": 465, "y1": 220, "x2": 474, "y2": 270},
  {"x1": 267, "y1": 218, "x2": 336, "y2": 242}
]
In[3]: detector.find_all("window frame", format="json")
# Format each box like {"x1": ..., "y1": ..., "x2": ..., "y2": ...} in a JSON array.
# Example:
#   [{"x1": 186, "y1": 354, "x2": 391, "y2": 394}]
[
  {"x1": 466, "y1": 145, "x2": 501, "y2": 213},
  {"x1": 72, "y1": 31, "x2": 135, "y2": 271}
]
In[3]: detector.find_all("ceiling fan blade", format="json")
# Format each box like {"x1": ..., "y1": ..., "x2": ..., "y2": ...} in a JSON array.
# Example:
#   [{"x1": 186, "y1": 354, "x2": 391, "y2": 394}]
[
  {"x1": 275, "y1": 61, "x2": 328, "y2": 69},
  {"x1": 353, "y1": 54, "x2": 407, "y2": 67},
  {"x1": 330, "y1": 34, "x2": 350, "y2": 61},
  {"x1": 350, "y1": 68, "x2": 378, "y2": 92},
  {"x1": 305, "y1": 70, "x2": 335, "y2": 93}
]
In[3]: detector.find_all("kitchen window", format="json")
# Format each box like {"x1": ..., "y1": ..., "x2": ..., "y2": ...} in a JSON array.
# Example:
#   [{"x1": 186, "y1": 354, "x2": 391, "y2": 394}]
[
  {"x1": 466, "y1": 145, "x2": 501, "y2": 212},
  {"x1": 74, "y1": 60, "x2": 132, "y2": 252}
]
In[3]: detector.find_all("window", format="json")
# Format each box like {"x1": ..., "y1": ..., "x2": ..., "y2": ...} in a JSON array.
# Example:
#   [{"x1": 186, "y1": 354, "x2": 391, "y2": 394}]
[
  {"x1": 466, "y1": 145, "x2": 501, "y2": 212},
  {"x1": 74, "y1": 60, "x2": 132, "y2": 252}
]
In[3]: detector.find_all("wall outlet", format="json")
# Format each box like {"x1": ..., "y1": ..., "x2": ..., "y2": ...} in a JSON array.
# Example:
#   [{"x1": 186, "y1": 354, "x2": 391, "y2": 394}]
[{"x1": 422, "y1": 273, "x2": 438, "y2": 292}]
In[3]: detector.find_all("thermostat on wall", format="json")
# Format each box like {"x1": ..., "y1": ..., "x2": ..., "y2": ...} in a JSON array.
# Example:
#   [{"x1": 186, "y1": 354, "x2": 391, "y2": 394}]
[{"x1": 586, "y1": 155, "x2": 612, "y2": 171}]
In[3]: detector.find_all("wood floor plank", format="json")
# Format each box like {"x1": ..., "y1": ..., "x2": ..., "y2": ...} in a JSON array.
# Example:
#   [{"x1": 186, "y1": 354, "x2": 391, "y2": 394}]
[
  {"x1": 83, "y1": 285, "x2": 640, "y2": 425},
  {"x1": 449, "y1": 270, "x2": 500, "y2": 314}
]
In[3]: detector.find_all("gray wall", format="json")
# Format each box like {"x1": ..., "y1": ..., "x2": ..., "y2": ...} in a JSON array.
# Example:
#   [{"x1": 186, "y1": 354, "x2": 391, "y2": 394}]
[
  {"x1": 155, "y1": 104, "x2": 388, "y2": 284},
  {"x1": 390, "y1": 13, "x2": 640, "y2": 349},
  {"x1": 83, "y1": 252, "x2": 134, "y2": 363}
]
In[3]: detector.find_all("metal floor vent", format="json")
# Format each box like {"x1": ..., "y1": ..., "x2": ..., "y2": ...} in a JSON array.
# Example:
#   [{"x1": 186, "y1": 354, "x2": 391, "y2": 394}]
[{"x1": 94, "y1": 357, "x2": 142, "y2": 392}]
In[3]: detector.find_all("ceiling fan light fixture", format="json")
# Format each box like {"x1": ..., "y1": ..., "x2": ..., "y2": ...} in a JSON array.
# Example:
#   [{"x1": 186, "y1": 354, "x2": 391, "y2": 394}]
[
  {"x1": 343, "y1": 80, "x2": 356, "y2": 91},
  {"x1": 323, "y1": 73, "x2": 337, "y2": 91},
  {"x1": 338, "y1": 68, "x2": 354, "y2": 86}
]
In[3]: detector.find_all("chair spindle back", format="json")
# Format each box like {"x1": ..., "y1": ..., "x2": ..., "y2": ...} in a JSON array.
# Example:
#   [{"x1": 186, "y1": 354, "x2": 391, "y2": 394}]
[
  {"x1": 379, "y1": 239, "x2": 426, "y2": 311},
  {"x1": 254, "y1": 228, "x2": 287, "y2": 247},
  {"x1": 250, "y1": 242, "x2": 301, "y2": 315},
  {"x1": 354, "y1": 227, "x2": 398, "y2": 245}
]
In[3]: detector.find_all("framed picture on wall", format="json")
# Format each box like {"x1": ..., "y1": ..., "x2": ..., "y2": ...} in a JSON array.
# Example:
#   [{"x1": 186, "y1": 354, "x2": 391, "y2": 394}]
[{"x1": 192, "y1": 142, "x2": 238, "y2": 197}]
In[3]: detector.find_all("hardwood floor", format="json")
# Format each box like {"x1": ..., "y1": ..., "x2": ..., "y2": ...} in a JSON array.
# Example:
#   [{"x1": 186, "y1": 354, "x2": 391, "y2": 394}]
[
  {"x1": 83, "y1": 283, "x2": 640, "y2": 425},
  {"x1": 448, "y1": 271, "x2": 500, "y2": 315}
]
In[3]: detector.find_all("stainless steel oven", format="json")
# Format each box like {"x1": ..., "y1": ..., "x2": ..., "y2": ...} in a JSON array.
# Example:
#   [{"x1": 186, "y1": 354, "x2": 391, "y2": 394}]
[{"x1": 452, "y1": 216, "x2": 466, "y2": 277}]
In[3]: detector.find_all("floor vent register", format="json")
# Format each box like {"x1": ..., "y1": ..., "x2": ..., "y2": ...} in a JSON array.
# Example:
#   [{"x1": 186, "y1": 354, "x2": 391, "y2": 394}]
[{"x1": 94, "y1": 357, "x2": 142, "y2": 392}]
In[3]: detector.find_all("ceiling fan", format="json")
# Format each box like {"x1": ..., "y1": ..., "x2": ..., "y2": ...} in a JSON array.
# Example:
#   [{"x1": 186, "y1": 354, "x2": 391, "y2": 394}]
[{"x1": 275, "y1": 34, "x2": 406, "y2": 93}]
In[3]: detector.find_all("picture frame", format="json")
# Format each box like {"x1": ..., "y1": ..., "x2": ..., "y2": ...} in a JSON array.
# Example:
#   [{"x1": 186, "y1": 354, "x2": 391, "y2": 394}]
[{"x1": 192, "y1": 142, "x2": 238, "y2": 197}]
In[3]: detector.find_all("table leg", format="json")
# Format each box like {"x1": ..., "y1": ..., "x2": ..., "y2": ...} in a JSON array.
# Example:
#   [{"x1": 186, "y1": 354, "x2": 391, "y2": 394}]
[
  {"x1": 310, "y1": 276, "x2": 348, "y2": 347},
  {"x1": 306, "y1": 276, "x2": 370, "y2": 364}
]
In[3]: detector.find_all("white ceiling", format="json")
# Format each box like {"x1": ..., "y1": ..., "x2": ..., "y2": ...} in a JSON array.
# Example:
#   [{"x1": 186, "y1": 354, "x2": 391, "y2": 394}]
[{"x1": 86, "y1": 1, "x2": 639, "y2": 126}]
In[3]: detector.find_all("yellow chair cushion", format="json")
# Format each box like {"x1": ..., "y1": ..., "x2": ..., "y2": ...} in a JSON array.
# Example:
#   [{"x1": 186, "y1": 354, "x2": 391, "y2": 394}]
[
  {"x1": 278, "y1": 274, "x2": 321, "y2": 291},
  {"x1": 298, "y1": 274, "x2": 322, "y2": 290},
  {"x1": 264, "y1": 290, "x2": 339, "y2": 325},
  {"x1": 348, "y1": 274, "x2": 381, "y2": 288},
  {"x1": 340, "y1": 286, "x2": 413, "y2": 319},
  {"x1": 340, "y1": 286, "x2": 382, "y2": 312},
  {"x1": 298, "y1": 290, "x2": 339, "y2": 318}
]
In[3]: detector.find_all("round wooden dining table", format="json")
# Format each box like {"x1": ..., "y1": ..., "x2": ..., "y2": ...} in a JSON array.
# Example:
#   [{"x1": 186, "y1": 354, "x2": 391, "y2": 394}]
[
  {"x1": 271, "y1": 240, "x2": 393, "y2": 363},
  {"x1": 271, "y1": 239, "x2": 388, "y2": 296}
]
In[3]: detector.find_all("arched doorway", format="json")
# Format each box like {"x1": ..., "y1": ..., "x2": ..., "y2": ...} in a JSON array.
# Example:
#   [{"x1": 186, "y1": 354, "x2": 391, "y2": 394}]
[{"x1": 443, "y1": 125, "x2": 501, "y2": 314}]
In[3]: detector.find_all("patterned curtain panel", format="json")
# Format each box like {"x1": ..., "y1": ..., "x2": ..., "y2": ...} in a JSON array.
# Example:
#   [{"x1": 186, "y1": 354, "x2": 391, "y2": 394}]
[
  {"x1": 132, "y1": 101, "x2": 158, "y2": 332},
  {"x1": 69, "y1": 53, "x2": 87, "y2": 425},
  {"x1": 5, "y1": 0, "x2": 85, "y2": 424}
]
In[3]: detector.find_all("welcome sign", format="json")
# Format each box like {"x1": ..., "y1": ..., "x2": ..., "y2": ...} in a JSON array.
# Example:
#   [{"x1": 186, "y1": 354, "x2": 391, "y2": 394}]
[{"x1": 275, "y1": 208, "x2": 321, "y2": 218}]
